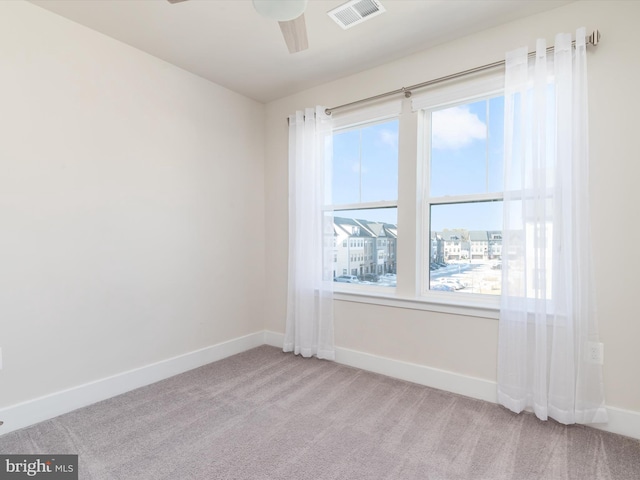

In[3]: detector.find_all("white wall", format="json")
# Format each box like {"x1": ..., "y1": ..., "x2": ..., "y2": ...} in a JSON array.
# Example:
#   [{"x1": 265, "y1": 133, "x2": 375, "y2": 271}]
[
  {"x1": 0, "y1": 1, "x2": 265, "y2": 408},
  {"x1": 265, "y1": 1, "x2": 640, "y2": 413},
  {"x1": 2, "y1": 0, "x2": 638, "y2": 429}
]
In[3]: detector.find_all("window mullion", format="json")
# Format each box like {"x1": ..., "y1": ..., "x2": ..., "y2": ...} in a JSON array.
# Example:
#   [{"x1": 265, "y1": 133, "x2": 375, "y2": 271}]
[
  {"x1": 331, "y1": 200, "x2": 397, "y2": 211},
  {"x1": 427, "y1": 193, "x2": 504, "y2": 205}
]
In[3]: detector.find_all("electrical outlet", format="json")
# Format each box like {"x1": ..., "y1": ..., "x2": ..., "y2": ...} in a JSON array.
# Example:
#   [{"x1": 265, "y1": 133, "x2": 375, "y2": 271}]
[{"x1": 587, "y1": 342, "x2": 604, "y2": 365}]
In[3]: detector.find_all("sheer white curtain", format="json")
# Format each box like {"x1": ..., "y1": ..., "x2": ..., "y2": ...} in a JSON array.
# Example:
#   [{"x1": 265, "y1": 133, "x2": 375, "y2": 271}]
[
  {"x1": 498, "y1": 28, "x2": 607, "y2": 424},
  {"x1": 284, "y1": 106, "x2": 335, "y2": 360}
]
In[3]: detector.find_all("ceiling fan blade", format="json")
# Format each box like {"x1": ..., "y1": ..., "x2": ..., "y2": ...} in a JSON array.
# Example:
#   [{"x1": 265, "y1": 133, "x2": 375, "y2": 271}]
[
  {"x1": 167, "y1": 0, "x2": 189, "y2": 4},
  {"x1": 279, "y1": 14, "x2": 308, "y2": 54}
]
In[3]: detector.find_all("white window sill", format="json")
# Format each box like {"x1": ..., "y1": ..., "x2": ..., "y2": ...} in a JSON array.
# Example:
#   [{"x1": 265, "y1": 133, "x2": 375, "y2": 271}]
[{"x1": 333, "y1": 288, "x2": 499, "y2": 319}]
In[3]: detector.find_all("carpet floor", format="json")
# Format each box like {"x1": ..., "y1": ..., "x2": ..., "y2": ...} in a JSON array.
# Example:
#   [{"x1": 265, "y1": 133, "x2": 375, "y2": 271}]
[{"x1": 0, "y1": 345, "x2": 638, "y2": 479}]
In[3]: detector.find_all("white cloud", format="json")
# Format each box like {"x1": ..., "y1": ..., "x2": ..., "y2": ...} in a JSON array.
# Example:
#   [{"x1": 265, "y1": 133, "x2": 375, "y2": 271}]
[
  {"x1": 432, "y1": 106, "x2": 486, "y2": 150},
  {"x1": 378, "y1": 129, "x2": 399, "y2": 148}
]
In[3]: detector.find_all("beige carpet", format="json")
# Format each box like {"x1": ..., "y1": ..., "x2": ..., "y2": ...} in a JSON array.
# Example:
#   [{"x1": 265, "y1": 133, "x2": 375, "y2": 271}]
[{"x1": 0, "y1": 345, "x2": 638, "y2": 479}]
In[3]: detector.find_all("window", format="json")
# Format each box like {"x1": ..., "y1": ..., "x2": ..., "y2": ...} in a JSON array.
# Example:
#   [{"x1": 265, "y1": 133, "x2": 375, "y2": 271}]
[
  {"x1": 330, "y1": 115, "x2": 399, "y2": 288},
  {"x1": 421, "y1": 90, "x2": 504, "y2": 300},
  {"x1": 327, "y1": 75, "x2": 504, "y2": 313}
]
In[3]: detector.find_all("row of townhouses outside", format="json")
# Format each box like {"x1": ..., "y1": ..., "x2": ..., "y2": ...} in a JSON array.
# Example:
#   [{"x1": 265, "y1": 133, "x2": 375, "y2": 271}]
[
  {"x1": 333, "y1": 217, "x2": 398, "y2": 278},
  {"x1": 332, "y1": 216, "x2": 503, "y2": 279},
  {"x1": 432, "y1": 230, "x2": 503, "y2": 264}
]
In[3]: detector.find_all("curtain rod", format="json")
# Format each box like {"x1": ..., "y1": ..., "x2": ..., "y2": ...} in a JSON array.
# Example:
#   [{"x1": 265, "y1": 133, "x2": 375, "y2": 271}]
[{"x1": 324, "y1": 29, "x2": 601, "y2": 116}]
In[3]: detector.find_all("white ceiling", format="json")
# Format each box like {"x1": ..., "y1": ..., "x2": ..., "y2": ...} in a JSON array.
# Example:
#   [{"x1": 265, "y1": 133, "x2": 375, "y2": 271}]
[{"x1": 29, "y1": 0, "x2": 573, "y2": 103}]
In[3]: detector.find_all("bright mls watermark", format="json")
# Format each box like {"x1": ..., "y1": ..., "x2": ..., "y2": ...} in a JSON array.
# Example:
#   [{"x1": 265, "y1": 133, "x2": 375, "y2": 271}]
[{"x1": 0, "y1": 455, "x2": 77, "y2": 479}]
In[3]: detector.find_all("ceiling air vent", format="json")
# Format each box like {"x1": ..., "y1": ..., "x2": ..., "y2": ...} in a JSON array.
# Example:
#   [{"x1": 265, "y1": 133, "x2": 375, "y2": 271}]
[{"x1": 328, "y1": 0, "x2": 386, "y2": 30}]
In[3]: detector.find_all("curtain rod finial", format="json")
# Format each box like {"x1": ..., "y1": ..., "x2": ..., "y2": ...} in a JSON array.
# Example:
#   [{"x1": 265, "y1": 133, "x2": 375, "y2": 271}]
[{"x1": 589, "y1": 29, "x2": 601, "y2": 46}]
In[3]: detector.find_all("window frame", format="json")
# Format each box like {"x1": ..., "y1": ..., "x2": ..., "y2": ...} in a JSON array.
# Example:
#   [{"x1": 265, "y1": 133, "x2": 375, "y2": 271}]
[
  {"x1": 417, "y1": 74, "x2": 505, "y2": 310},
  {"x1": 329, "y1": 111, "x2": 401, "y2": 295},
  {"x1": 330, "y1": 72, "x2": 505, "y2": 318}
]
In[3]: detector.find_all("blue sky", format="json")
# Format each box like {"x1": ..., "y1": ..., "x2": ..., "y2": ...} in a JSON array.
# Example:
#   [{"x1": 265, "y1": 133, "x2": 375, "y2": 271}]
[
  {"x1": 332, "y1": 95, "x2": 504, "y2": 230},
  {"x1": 429, "y1": 96, "x2": 504, "y2": 231},
  {"x1": 332, "y1": 119, "x2": 399, "y2": 207}
]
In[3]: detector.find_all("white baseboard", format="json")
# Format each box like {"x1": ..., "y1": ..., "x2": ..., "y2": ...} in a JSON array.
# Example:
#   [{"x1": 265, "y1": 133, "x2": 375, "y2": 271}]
[
  {"x1": 264, "y1": 330, "x2": 286, "y2": 349},
  {"x1": 593, "y1": 406, "x2": 640, "y2": 440},
  {"x1": 335, "y1": 346, "x2": 499, "y2": 402},
  {"x1": 0, "y1": 331, "x2": 266, "y2": 436},
  {"x1": 264, "y1": 330, "x2": 640, "y2": 440},
  {"x1": 3, "y1": 330, "x2": 638, "y2": 441},
  {"x1": 264, "y1": 330, "x2": 496, "y2": 402}
]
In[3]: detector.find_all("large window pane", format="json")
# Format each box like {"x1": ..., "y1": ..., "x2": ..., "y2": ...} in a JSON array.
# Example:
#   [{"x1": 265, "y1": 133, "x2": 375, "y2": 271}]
[
  {"x1": 333, "y1": 208, "x2": 397, "y2": 287},
  {"x1": 429, "y1": 201, "x2": 502, "y2": 295},
  {"x1": 360, "y1": 120, "x2": 399, "y2": 203},
  {"x1": 430, "y1": 98, "x2": 503, "y2": 196},
  {"x1": 333, "y1": 120, "x2": 399, "y2": 205},
  {"x1": 332, "y1": 129, "x2": 361, "y2": 205}
]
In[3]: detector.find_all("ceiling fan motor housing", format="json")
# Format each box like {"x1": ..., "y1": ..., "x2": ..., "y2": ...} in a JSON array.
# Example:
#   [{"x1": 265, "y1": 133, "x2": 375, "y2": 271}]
[{"x1": 252, "y1": 0, "x2": 308, "y2": 21}]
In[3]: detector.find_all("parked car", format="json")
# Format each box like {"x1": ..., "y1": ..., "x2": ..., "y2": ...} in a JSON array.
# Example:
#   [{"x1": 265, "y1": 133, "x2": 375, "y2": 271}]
[
  {"x1": 334, "y1": 275, "x2": 359, "y2": 283},
  {"x1": 378, "y1": 274, "x2": 397, "y2": 287},
  {"x1": 358, "y1": 273, "x2": 379, "y2": 282},
  {"x1": 437, "y1": 278, "x2": 465, "y2": 290}
]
